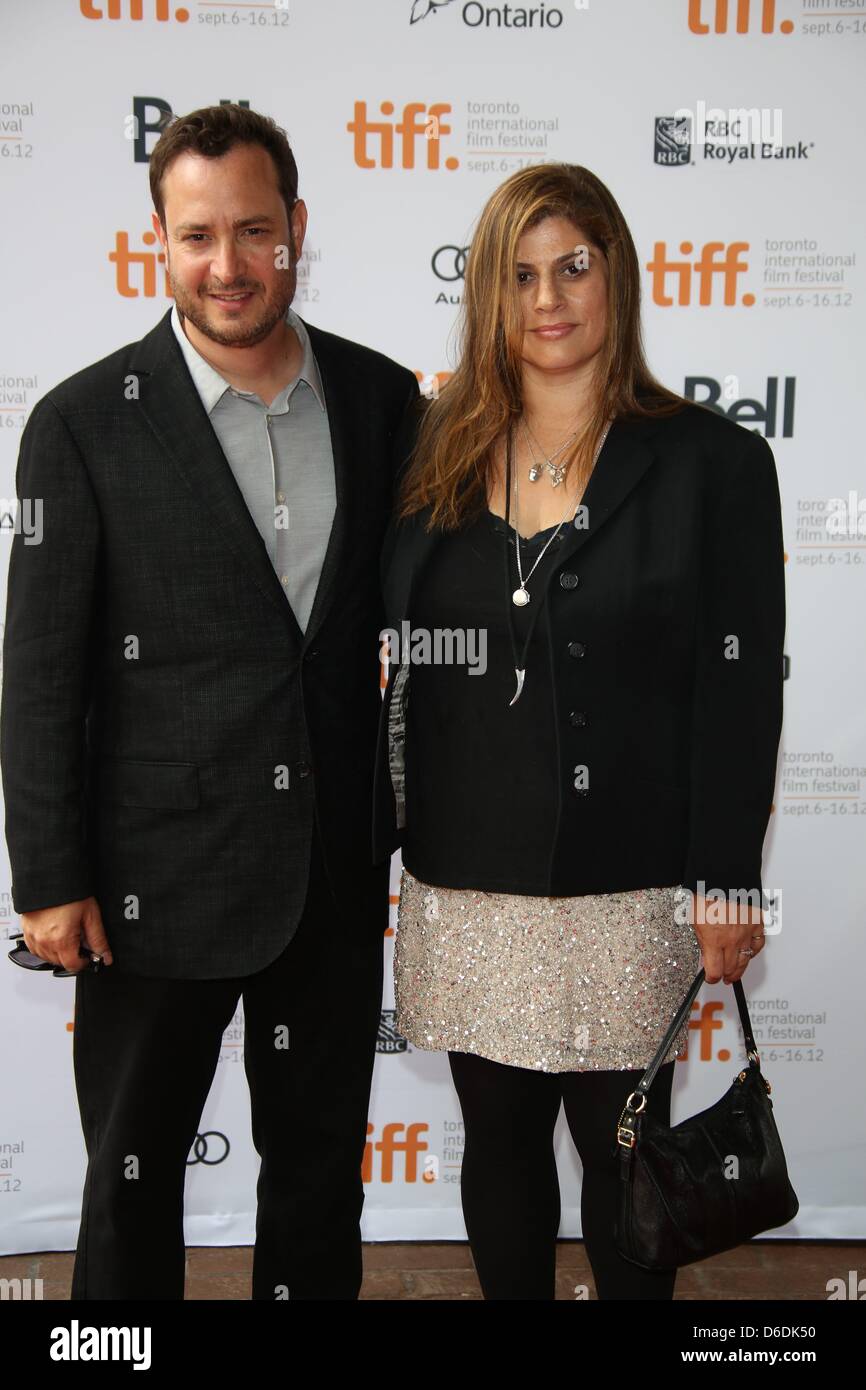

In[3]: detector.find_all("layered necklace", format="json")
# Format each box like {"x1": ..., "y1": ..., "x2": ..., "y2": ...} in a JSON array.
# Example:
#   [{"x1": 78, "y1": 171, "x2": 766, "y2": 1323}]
[
  {"x1": 503, "y1": 419, "x2": 612, "y2": 706},
  {"x1": 522, "y1": 419, "x2": 580, "y2": 487}
]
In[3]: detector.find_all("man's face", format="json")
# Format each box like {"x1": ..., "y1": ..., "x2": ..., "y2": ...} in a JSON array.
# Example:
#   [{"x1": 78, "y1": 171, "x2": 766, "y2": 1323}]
[{"x1": 153, "y1": 142, "x2": 307, "y2": 349}]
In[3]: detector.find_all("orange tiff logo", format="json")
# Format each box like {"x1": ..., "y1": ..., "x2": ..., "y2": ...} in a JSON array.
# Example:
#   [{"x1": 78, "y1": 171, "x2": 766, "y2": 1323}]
[
  {"x1": 645, "y1": 241, "x2": 753, "y2": 306},
  {"x1": 109, "y1": 231, "x2": 169, "y2": 297},
  {"x1": 347, "y1": 103, "x2": 458, "y2": 170},
  {"x1": 362, "y1": 1123, "x2": 429, "y2": 1183},
  {"x1": 688, "y1": 0, "x2": 794, "y2": 34},
  {"x1": 80, "y1": 0, "x2": 190, "y2": 18}
]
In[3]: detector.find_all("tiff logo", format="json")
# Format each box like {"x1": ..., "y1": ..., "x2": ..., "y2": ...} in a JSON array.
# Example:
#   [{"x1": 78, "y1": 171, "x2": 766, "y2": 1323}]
[
  {"x1": 687, "y1": 0, "x2": 794, "y2": 33},
  {"x1": 646, "y1": 241, "x2": 752, "y2": 306},
  {"x1": 80, "y1": 0, "x2": 191, "y2": 20},
  {"x1": 347, "y1": 102, "x2": 458, "y2": 170}
]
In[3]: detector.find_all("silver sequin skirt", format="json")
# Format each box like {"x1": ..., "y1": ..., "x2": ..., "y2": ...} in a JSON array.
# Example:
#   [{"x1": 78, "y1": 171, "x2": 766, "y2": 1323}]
[{"x1": 394, "y1": 869, "x2": 703, "y2": 1073}]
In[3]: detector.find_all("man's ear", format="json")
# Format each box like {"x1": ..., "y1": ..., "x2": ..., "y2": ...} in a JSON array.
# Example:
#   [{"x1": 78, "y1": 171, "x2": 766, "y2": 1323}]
[
  {"x1": 290, "y1": 199, "x2": 309, "y2": 260},
  {"x1": 151, "y1": 212, "x2": 167, "y2": 250}
]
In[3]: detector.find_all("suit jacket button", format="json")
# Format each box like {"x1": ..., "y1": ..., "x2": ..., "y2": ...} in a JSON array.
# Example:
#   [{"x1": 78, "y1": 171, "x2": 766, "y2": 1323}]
[
  {"x1": 569, "y1": 711, "x2": 587, "y2": 727},
  {"x1": 296, "y1": 761, "x2": 312, "y2": 778},
  {"x1": 559, "y1": 571, "x2": 579, "y2": 590},
  {"x1": 567, "y1": 642, "x2": 586, "y2": 659}
]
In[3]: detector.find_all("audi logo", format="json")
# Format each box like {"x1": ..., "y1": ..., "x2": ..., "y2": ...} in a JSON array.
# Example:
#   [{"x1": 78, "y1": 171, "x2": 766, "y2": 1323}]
[
  {"x1": 431, "y1": 244, "x2": 469, "y2": 282},
  {"x1": 186, "y1": 1130, "x2": 230, "y2": 1166}
]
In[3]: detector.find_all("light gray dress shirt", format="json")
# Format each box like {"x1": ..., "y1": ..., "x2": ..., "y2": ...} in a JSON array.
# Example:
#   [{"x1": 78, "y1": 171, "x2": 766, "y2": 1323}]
[{"x1": 170, "y1": 302, "x2": 336, "y2": 633}]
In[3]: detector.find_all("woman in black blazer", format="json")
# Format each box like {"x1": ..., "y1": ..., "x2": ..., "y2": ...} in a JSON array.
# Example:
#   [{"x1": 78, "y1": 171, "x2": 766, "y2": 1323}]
[{"x1": 373, "y1": 164, "x2": 785, "y2": 1300}]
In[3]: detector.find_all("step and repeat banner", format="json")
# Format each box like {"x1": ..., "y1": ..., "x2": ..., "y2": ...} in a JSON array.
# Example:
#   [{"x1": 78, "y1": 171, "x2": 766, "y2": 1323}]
[{"x1": 1, "y1": 0, "x2": 863, "y2": 1255}]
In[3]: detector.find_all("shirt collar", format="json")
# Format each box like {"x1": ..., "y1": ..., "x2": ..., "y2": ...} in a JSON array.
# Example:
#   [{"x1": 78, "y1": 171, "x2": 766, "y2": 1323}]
[{"x1": 170, "y1": 301, "x2": 326, "y2": 414}]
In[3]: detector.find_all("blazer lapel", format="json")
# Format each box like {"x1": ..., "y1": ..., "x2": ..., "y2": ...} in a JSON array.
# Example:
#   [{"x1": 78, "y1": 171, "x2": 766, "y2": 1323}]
[
  {"x1": 130, "y1": 310, "x2": 305, "y2": 642},
  {"x1": 300, "y1": 321, "x2": 355, "y2": 649},
  {"x1": 551, "y1": 412, "x2": 662, "y2": 570}
]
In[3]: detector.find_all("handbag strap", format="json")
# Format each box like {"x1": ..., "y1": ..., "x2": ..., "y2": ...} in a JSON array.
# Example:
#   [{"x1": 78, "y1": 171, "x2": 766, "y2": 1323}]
[{"x1": 632, "y1": 968, "x2": 758, "y2": 1100}]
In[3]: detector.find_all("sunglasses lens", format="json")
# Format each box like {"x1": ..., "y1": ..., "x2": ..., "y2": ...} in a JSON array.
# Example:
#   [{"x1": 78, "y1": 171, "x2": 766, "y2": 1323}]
[{"x1": 8, "y1": 946, "x2": 53, "y2": 971}]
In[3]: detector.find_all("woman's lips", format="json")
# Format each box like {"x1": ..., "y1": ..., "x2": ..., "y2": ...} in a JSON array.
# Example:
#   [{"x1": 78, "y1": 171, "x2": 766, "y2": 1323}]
[{"x1": 532, "y1": 323, "x2": 577, "y2": 339}]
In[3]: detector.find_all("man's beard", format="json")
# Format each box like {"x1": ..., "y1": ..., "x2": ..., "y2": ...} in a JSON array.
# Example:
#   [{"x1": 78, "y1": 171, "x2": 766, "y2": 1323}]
[{"x1": 171, "y1": 267, "x2": 296, "y2": 349}]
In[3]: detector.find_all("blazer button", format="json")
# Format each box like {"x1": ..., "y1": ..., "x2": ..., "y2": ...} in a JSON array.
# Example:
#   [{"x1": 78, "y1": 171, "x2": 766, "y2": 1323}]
[
  {"x1": 569, "y1": 711, "x2": 587, "y2": 727},
  {"x1": 567, "y1": 641, "x2": 586, "y2": 659},
  {"x1": 296, "y1": 761, "x2": 312, "y2": 778},
  {"x1": 559, "y1": 571, "x2": 579, "y2": 590}
]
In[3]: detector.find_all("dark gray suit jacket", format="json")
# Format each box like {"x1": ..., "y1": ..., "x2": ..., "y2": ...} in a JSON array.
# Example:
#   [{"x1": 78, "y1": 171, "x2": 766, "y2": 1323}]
[{"x1": 1, "y1": 309, "x2": 421, "y2": 978}]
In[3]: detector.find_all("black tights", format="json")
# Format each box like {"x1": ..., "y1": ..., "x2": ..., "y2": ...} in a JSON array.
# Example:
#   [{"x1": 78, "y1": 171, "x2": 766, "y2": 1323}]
[{"x1": 447, "y1": 1049, "x2": 677, "y2": 1300}]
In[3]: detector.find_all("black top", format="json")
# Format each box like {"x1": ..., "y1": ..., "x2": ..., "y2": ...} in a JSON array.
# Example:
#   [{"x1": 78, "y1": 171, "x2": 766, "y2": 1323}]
[{"x1": 402, "y1": 506, "x2": 572, "y2": 894}]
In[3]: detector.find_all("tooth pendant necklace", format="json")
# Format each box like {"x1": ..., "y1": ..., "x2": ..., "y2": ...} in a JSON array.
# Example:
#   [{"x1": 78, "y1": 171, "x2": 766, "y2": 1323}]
[{"x1": 503, "y1": 421, "x2": 612, "y2": 706}]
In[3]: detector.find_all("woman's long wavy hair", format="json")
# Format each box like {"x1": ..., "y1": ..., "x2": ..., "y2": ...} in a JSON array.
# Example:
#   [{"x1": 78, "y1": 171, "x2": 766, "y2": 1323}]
[{"x1": 397, "y1": 163, "x2": 686, "y2": 530}]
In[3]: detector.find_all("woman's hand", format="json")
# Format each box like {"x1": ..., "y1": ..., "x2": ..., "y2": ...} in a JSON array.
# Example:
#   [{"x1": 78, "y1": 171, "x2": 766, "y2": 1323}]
[{"x1": 687, "y1": 892, "x2": 766, "y2": 985}]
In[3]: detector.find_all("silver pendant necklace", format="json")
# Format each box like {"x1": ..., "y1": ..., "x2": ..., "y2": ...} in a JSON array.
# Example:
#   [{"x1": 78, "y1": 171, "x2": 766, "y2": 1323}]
[
  {"x1": 503, "y1": 420, "x2": 612, "y2": 706},
  {"x1": 522, "y1": 420, "x2": 579, "y2": 487},
  {"x1": 511, "y1": 458, "x2": 577, "y2": 607}
]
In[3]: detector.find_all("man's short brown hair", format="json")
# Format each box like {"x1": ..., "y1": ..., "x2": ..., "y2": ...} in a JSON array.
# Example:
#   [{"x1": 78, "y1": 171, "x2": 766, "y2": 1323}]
[{"x1": 149, "y1": 103, "x2": 299, "y2": 227}]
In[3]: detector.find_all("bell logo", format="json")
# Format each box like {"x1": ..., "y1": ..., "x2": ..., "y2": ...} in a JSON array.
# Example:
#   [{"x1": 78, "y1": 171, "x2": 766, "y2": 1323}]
[
  {"x1": 347, "y1": 102, "x2": 458, "y2": 170},
  {"x1": 688, "y1": 0, "x2": 793, "y2": 34},
  {"x1": 646, "y1": 241, "x2": 752, "y2": 306},
  {"x1": 362, "y1": 1122, "x2": 429, "y2": 1182},
  {"x1": 80, "y1": 0, "x2": 190, "y2": 19}
]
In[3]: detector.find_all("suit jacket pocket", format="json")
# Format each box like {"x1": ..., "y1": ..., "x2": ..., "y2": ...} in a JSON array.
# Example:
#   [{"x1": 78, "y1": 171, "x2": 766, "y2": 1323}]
[{"x1": 92, "y1": 758, "x2": 200, "y2": 810}]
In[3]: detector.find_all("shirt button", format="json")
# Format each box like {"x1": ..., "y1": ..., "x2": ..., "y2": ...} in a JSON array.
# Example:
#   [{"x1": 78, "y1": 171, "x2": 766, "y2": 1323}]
[
  {"x1": 559, "y1": 572, "x2": 579, "y2": 590},
  {"x1": 569, "y1": 711, "x2": 587, "y2": 727},
  {"x1": 567, "y1": 641, "x2": 586, "y2": 659},
  {"x1": 281, "y1": 575, "x2": 289, "y2": 586},
  {"x1": 276, "y1": 491, "x2": 286, "y2": 503}
]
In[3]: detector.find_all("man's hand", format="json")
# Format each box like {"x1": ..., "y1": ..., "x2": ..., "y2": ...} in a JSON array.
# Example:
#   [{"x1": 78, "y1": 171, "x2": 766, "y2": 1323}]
[
  {"x1": 687, "y1": 892, "x2": 766, "y2": 986},
  {"x1": 20, "y1": 897, "x2": 112, "y2": 974}
]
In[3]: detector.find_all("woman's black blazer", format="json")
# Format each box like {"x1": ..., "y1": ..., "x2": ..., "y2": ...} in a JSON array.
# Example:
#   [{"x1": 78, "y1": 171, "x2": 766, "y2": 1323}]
[{"x1": 372, "y1": 402, "x2": 786, "y2": 906}]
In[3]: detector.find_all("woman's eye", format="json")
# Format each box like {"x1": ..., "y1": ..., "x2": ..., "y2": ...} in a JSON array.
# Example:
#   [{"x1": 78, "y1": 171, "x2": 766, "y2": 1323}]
[
  {"x1": 517, "y1": 271, "x2": 532, "y2": 285},
  {"x1": 564, "y1": 262, "x2": 586, "y2": 277}
]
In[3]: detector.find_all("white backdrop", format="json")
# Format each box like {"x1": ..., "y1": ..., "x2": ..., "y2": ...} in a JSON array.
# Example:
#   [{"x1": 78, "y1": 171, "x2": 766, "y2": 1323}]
[{"x1": 1, "y1": 0, "x2": 863, "y2": 1254}]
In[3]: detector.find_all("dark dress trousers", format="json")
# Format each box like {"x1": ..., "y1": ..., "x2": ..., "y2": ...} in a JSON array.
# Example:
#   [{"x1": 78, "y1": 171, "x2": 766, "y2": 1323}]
[
  {"x1": 0, "y1": 309, "x2": 422, "y2": 1300},
  {"x1": 373, "y1": 403, "x2": 787, "y2": 907}
]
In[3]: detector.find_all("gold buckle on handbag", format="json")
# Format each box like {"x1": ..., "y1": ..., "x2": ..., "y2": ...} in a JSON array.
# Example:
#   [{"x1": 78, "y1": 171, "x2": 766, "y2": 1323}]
[{"x1": 616, "y1": 1090, "x2": 647, "y2": 1148}]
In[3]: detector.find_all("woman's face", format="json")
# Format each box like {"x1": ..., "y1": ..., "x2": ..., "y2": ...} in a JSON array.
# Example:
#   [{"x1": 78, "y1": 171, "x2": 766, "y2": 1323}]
[{"x1": 512, "y1": 215, "x2": 608, "y2": 381}]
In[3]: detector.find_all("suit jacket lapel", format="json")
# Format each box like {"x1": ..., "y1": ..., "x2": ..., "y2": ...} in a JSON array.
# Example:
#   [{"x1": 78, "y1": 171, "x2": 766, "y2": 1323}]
[
  {"x1": 130, "y1": 310, "x2": 306, "y2": 642},
  {"x1": 300, "y1": 321, "x2": 354, "y2": 648},
  {"x1": 130, "y1": 310, "x2": 369, "y2": 650}
]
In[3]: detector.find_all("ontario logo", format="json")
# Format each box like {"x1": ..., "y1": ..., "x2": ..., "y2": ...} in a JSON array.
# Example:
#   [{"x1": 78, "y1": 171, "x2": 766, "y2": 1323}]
[{"x1": 409, "y1": 0, "x2": 571, "y2": 27}]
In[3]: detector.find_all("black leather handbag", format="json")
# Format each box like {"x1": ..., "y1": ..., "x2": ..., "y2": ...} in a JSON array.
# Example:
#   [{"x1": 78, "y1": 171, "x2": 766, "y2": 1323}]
[{"x1": 614, "y1": 968, "x2": 799, "y2": 1270}]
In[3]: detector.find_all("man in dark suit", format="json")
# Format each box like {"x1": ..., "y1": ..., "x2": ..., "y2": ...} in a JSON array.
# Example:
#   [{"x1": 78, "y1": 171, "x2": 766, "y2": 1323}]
[{"x1": 0, "y1": 105, "x2": 421, "y2": 1299}]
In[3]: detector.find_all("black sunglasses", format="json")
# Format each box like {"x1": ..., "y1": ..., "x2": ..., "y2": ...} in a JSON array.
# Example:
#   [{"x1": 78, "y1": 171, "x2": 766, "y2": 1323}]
[{"x1": 6, "y1": 933, "x2": 104, "y2": 978}]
